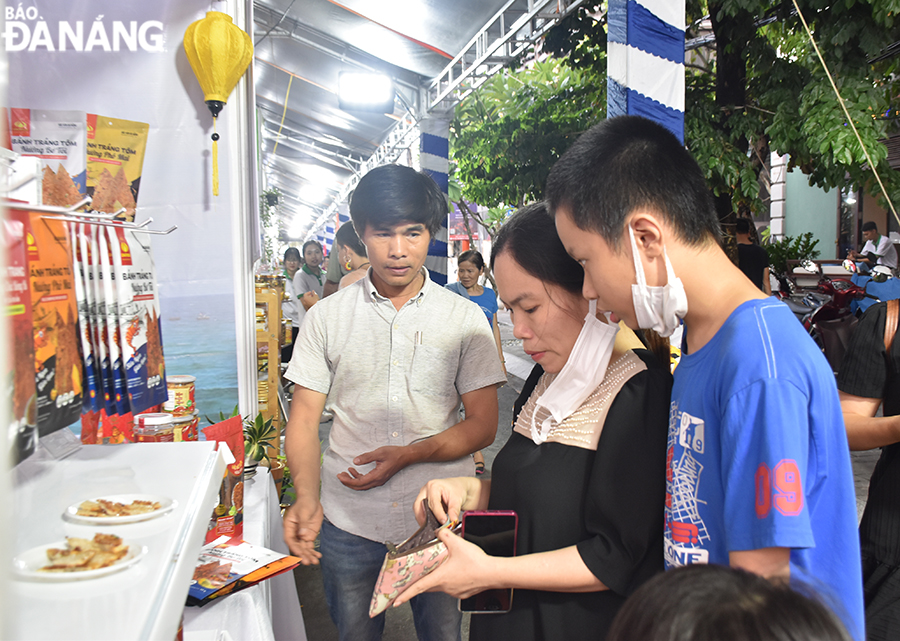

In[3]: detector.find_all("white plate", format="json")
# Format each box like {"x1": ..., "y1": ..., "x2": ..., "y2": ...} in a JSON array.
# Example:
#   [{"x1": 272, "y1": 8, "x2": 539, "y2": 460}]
[
  {"x1": 12, "y1": 540, "x2": 147, "y2": 582},
  {"x1": 63, "y1": 494, "x2": 176, "y2": 525}
]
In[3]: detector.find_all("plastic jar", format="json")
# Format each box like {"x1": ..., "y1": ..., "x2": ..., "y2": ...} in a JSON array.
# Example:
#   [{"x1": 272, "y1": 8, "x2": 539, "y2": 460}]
[
  {"x1": 164, "y1": 375, "x2": 196, "y2": 416},
  {"x1": 133, "y1": 412, "x2": 175, "y2": 443},
  {"x1": 172, "y1": 411, "x2": 199, "y2": 442}
]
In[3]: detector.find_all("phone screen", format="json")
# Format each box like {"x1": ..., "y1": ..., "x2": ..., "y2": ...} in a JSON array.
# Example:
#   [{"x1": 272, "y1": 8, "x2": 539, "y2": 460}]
[{"x1": 460, "y1": 511, "x2": 517, "y2": 613}]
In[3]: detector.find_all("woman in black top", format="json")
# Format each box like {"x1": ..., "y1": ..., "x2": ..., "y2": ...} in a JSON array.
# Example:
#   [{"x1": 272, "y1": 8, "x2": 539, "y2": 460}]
[{"x1": 395, "y1": 203, "x2": 671, "y2": 640}]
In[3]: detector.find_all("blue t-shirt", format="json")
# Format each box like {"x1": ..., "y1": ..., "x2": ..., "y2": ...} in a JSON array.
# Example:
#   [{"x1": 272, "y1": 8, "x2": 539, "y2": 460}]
[
  {"x1": 444, "y1": 282, "x2": 497, "y2": 327},
  {"x1": 664, "y1": 298, "x2": 864, "y2": 640}
]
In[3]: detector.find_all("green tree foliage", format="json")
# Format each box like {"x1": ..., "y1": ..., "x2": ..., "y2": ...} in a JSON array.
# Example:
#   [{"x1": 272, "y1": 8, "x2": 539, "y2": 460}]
[
  {"x1": 451, "y1": 1, "x2": 900, "y2": 221},
  {"x1": 451, "y1": 57, "x2": 606, "y2": 209}
]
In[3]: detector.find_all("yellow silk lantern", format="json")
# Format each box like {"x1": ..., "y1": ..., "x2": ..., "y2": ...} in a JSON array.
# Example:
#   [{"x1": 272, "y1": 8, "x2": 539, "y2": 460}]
[{"x1": 184, "y1": 11, "x2": 253, "y2": 196}]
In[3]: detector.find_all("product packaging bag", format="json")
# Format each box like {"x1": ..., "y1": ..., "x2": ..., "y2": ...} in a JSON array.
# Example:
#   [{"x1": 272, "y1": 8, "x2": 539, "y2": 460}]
[{"x1": 86, "y1": 115, "x2": 149, "y2": 222}]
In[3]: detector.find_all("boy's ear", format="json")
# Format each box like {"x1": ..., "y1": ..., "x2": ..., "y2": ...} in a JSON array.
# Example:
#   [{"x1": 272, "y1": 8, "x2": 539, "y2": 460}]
[{"x1": 629, "y1": 212, "x2": 666, "y2": 259}]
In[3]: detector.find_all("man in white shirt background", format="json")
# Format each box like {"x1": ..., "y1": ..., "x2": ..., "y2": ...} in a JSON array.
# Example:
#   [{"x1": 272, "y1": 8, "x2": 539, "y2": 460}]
[{"x1": 849, "y1": 221, "x2": 898, "y2": 275}]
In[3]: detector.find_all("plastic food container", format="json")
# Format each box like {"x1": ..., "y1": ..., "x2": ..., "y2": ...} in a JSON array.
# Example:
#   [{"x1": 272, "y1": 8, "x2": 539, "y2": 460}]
[
  {"x1": 172, "y1": 411, "x2": 199, "y2": 442},
  {"x1": 164, "y1": 375, "x2": 196, "y2": 416},
  {"x1": 133, "y1": 413, "x2": 175, "y2": 443}
]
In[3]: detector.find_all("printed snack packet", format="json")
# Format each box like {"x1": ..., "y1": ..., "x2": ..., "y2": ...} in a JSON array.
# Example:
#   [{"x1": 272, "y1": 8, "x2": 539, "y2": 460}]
[
  {"x1": 202, "y1": 416, "x2": 245, "y2": 544},
  {"x1": 106, "y1": 225, "x2": 166, "y2": 413},
  {"x1": 86, "y1": 224, "x2": 116, "y2": 418},
  {"x1": 86, "y1": 115, "x2": 149, "y2": 222},
  {"x1": 97, "y1": 225, "x2": 131, "y2": 418},
  {"x1": 14, "y1": 209, "x2": 83, "y2": 435},
  {"x1": 10, "y1": 109, "x2": 87, "y2": 207},
  {"x1": 4, "y1": 215, "x2": 38, "y2": 463},
  {"x1": 69, "y1": 222, "x2": 101, "y2": 417}
]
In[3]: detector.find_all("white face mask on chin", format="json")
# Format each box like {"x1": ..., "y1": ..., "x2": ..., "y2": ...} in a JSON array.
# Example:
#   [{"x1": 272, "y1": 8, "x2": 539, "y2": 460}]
[
  {"x1": 629, "y1": 226, "x2": 688, "y2": 338},
  {"x1": 530, "y1": 300, "x2": 619, "y2": 445}
]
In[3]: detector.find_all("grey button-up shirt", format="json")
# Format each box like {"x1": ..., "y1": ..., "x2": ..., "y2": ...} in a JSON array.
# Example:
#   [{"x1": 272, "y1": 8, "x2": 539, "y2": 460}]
[{"x1": 285, "y1": 268, "x2": 506, "y2": 544}]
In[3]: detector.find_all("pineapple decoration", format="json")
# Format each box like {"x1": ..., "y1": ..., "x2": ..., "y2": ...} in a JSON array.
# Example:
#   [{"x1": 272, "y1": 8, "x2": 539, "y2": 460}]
[{"x1": 183, "y1": 11, "x2": 253, "y2": 196}]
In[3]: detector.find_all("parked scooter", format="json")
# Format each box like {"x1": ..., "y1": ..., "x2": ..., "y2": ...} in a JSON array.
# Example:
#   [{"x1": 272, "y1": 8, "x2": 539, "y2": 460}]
[{"x1": 786, "y1": 260, "x2": 879, "y2": 372}]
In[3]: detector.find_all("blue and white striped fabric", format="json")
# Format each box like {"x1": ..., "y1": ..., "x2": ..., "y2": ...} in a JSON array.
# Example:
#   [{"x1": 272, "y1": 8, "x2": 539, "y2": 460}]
[
  {"x1": 419, "y1": 117, "x2": 449, "y2": 285},
  {"x1": 607, "y1": 0, "x2": 685, "y2": 142}
]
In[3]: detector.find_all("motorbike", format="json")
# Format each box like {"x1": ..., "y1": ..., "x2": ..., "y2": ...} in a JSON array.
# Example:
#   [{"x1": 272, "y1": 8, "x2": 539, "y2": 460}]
[{"x1": 778, "y1": 260, "x2": 879, "y2": 372}]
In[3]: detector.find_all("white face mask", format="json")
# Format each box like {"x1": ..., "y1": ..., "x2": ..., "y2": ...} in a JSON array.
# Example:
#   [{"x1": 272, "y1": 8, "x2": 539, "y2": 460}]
[
  {"x1": 530, "y1": 300, "x2": 619, "y2": 444},
  {"x1": 629, "y1": 226, "x2": 688, "y2": 338}
]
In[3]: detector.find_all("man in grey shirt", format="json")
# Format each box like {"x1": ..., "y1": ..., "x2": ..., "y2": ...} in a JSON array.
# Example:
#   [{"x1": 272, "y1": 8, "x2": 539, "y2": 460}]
[{"x1": 283, "y1": 164, "x2": 506, "y2": 641}]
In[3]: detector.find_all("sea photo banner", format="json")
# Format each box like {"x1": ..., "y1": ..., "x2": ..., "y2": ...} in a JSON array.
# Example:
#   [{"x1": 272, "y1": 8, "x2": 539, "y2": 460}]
[{"x1": 5, "y1": 0, "x2": 257, "y2": 423}]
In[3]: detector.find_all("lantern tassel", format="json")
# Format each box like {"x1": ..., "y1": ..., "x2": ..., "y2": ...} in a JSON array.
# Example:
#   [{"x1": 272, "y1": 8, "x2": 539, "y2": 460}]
[{"x1": 212, "y1": 119, "x2": 219, "y2": 197}]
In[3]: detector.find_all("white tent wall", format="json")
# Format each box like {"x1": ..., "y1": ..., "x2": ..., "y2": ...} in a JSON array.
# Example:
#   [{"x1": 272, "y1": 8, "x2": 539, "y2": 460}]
[{"x1": 6, "y1": 0, "x2": 260, "y2": 423}]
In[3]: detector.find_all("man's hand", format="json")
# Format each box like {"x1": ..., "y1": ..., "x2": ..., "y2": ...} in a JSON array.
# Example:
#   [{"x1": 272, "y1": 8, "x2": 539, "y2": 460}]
[
  {"x1": 337, "y1": 446, "x2": 409, "y2": 490},
  {"x1": 283, "y1": 496, "x2": 324, "y2": 565}
]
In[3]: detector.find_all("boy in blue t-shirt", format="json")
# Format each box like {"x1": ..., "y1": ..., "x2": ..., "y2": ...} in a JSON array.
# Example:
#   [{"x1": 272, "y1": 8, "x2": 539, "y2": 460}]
[{"x1": 547, "y1": 116, "x2": 864, "y2": 641}]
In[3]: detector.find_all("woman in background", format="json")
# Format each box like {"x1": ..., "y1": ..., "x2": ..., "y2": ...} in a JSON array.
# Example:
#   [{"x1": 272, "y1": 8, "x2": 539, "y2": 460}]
[
  {"x1": 446, "y1": 249, "x2": 505, "y2": 474},
  {"x1": 293, "y1": 240, "x2": 325, "y2": 329},
  {"x1": 333, "y1": 222, "x2": 370, "y2": 290},
  {"x1": 281, "y1": 246, "x2": 302, "y2": 362}
]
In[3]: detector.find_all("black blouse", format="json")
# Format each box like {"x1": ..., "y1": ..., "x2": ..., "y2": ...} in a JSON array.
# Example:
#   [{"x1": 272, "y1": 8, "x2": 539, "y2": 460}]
[{"x1": 469, "y1": 350, "x2": 671, "y2": 641}]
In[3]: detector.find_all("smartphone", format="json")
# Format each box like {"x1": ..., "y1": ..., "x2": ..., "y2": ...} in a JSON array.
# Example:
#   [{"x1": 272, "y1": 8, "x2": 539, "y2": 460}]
[{"x1": 459, "y1": 510, "x2": 518, "y2": 613}]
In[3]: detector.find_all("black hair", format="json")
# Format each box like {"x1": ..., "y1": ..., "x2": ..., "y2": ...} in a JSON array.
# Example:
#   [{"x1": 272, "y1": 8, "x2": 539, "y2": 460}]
[
  {"x1": 301, "y1": 240, "x2": 323, "y2": 259},
  {"x1": 350, "y1": 164, "x2": 446, "y2": 238},
  {"x1": 735, "y1": 218, "x2": 752, "y2": 235},
  {"x1": 283, "y1": 247, "x2": 301, "y2": 262},
  {"x1": 862, "y1": 221, "x2": 878, "y2": 232},
  {"x1": 607, "y1": 565, "x2": 852, "y2": 641},
  {"x1": 545, "y1": 115, "x2": 721, "y2": 250},
  {"x1": 457, "y1": 249, "x2": 485, "y2": 271},
  {"x1": 334, "y1": 221, "x2": 367, "y2": 258},
  {"x1": 490, "y1": 202, "x2": 583, "y2": 296}
]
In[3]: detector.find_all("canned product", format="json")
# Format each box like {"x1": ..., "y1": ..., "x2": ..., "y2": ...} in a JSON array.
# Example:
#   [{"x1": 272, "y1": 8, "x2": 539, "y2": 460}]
[
  {"x1": 133, "y1": 412, "x2": 175, "y2": 443},
  {"x1": 164, "y1": 375, "x2": 196, "y2": 416},
  {"x1": 172, "y1": 411, "x2": 199, "y2": 442}
]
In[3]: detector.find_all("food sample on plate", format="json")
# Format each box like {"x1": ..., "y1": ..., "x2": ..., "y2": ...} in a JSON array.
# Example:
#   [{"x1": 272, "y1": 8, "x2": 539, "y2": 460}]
[
  {"x1": 76, "y1": 498, "x2": 162, "y2": 517},
  {"x1": 40, "y1": 534, "x2": 128, "y2": 572}
]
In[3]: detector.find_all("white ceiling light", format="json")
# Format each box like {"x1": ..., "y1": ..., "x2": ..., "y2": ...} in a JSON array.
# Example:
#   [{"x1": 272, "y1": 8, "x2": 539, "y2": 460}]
[
  {"x1": 289, "y1": 207, "x2": 315, "y2": 239},
  {"x1": 338, "y1": 72, "x2": 394, "y2": 112},
  {"x1": 299, "y1": 183, "x2": 330, "y2": 204}
]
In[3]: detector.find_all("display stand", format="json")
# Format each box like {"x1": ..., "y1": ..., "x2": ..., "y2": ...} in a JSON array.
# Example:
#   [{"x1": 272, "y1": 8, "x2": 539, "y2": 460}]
[
  {"x1": 9, "y1": 441, "x2": 228, "y2": 640},
  {"x1": 255, "y1": 280, "x2": 287, "y2": 460}
]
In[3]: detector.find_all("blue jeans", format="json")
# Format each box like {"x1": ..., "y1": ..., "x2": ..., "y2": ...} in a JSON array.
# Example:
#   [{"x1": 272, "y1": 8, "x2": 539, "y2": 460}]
[{"x1": 319, "y1": 519, "x2": 462, "y2": 641}]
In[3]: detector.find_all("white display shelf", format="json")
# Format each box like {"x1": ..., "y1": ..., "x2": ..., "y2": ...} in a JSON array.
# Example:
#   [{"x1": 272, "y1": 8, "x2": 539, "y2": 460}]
[{"x1": 9, "y1": 441, "x2": 227, "y2": 640}]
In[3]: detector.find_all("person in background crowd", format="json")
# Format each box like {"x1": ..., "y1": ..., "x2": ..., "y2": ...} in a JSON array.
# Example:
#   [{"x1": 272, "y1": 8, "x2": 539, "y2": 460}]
[
  {"x1": 606, "y1": 564, "x2": 852, "y2": 641},
  {"x1": 323, "y1": 223, "x2": 353, "y2": 297},
  {"x1": 293, "y1": 240, "x2": 325, "y2": 327},
  {"x1": 838, "y1": 300, "x2": 900, "y2": 640},
  {"x1": 333, "y1": 221, "x2": 370, "y2": 290},
  {"x1": 849, "y1": 221, "x2": 898, "y2": 275},
  {"x1": 735, "y1": 217, "x2": 771, "y2": 294},
  {"x1": 282, "y1": 164, "x2": 506, "y2": 641},
  {"x1": 445, "y1": 249, "x2": 506, "y2": 474},
  {"x1": 547, "y1": 115, "x2": 864, "y2": 640},
  {"x1": 281, "y1": 246, "x2": 302, "y2": 362},
  {"x1": 396, "y1": 202, "x2": 670, "y2": 641}
]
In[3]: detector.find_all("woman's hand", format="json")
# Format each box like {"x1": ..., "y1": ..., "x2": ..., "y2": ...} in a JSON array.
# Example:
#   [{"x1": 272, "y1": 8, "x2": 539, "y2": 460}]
[
  {"x1": 392, "y1": 527, "x2": 495, "y2": 605},
  {"x1": 300, "y1": 291, "x2": 320, "y2": 310},
  {"x1": 413, "y1": 476, "x2": 486, "y2": 525}
]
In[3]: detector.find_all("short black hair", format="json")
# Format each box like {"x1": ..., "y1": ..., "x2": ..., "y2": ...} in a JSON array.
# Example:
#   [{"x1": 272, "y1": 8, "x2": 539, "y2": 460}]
[
  {"x1": 491, "y1": 201, "x2": 583, "y2": 296},
  {"x1": 607, "y1": 565, "x2": 851, "y2": 641},
  {"x1": 545, "y1": 115, "x2": 721, "y2": 249},
  {"x1": 283, "y1": 247, "x2": 301, "y2": 262},
  {"x1": 350, "y1": 164, "x2": 446, "y2": 238},
  {"x1": 457, "y1": 249, "x2": 485, "y2": 271},
  {"x1": 862, "y1": 221, "x2": 878, "y2": 232},
  {"x1": 735, "y1": 218, "x2": 752, "y2": 235},
  {"x1": 334, "y1": 221, "x2": 367, "y2": 258}
]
